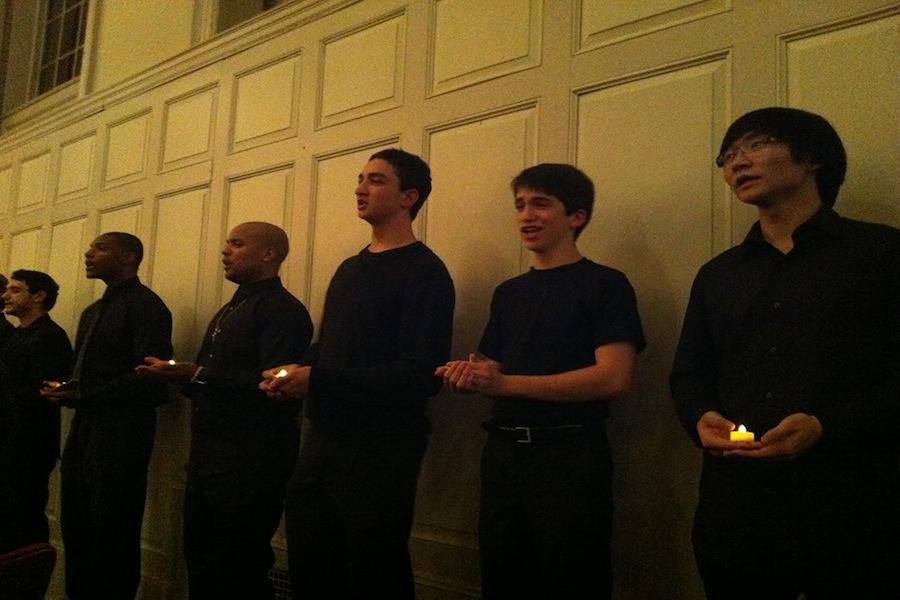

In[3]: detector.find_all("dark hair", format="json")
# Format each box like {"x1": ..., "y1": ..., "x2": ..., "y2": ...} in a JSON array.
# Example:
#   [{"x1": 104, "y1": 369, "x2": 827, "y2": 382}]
[
  {"x1": 719, "y1": 107, "x2": 846, "y2": 208},
  {"x1": 511, "y1": 163, "x2": 595, "y2": 239},
  {"x1": 102, "y1": 232, "x2": 144, "y2": 266},
  {"x1": 369, "y1": 148, "x2": 432, "y2": 219},
  {"x1": 0, "y1": 273, "x2": 7, "y2": 290},
  {"x1": 11, "y1": 269, "x2": 60, "y2": 311}
]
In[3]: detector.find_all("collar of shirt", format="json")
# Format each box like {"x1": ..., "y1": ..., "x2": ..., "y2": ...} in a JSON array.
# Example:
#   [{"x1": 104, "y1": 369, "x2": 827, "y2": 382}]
[
  {"x1": 231, "y1": 276, "x2": 282, "y2": 304},
  {"x1": 739, "y1": 207, "x2": 845, "y2": 257}
]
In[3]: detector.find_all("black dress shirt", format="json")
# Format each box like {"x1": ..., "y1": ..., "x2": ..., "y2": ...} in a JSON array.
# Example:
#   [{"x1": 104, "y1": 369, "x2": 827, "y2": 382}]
[
  {"x1": 189, "y1": 276, "x2": 313, "y2": 474},
  {"x1": 670, "y1": 208, "x2": 899, "y2": 571}
]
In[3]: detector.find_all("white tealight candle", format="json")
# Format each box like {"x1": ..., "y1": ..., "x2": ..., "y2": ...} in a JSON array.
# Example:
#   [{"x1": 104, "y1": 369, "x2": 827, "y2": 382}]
[
  {"x1": 730, "y1": 424, "x2": 755, "y2": 442},
  {"x1": 275, "y1": 369, "x2": 288, "y2": 378}
]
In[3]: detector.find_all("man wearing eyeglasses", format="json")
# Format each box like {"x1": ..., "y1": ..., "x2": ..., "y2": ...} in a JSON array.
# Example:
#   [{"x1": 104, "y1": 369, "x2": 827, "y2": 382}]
[{"x1": 671, "y1": 107, "x2": 899, "y2": 599}]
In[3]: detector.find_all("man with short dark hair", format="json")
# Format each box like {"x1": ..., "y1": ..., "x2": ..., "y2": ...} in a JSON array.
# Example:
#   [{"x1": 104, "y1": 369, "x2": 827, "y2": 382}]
[
  {"x1": 262, "y1": 149, "x2": 455, "y2": 599},
  {"x1": 138, "y1": 221, "x2": 313, "y2": 600},
  {"x1": 43, "y1": 232, "x2": 173, "y2": 600},
  {"x1": 438, "y1": 163, "x2": 645, "y2": 599},
  {"x1": 0, "y1": 269, "x2": 72, "y2": 553},
  {"x1": 671, "y1": 107, "x2": 900, "y2": 599}
]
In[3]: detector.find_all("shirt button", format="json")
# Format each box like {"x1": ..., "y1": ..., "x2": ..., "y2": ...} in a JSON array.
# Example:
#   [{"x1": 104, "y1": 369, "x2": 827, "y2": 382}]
[
  {"x1": 773, "y1": 301, "x2": 781, "y2": 309},
  {"x1": 769, "y1": 346, "x2": 777, "y2": 354},
  {"x1": 765, "y1": 391, "x2": 773, "y2": 399}
]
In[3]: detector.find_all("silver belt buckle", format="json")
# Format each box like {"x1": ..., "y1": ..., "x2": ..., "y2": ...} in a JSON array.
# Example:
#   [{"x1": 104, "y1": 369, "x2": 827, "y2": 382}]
[{"x1": 513, "y1": 426, "x2": 532, "y2": 443}]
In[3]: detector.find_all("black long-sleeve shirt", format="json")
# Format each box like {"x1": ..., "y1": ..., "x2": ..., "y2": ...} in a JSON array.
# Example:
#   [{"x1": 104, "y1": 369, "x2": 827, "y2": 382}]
[
  {"x1": 306, "y1": 242, "x2": 455, "y2": 434},
  {"x1": 0, "y1": 314, "x2": 72, "y2": 466},
  {"x1": 65, "y1": 277, "x2": 172, "y2": 476},
  {"x1": 189, "y1": 276, "x2": 313, "y2": 474}
]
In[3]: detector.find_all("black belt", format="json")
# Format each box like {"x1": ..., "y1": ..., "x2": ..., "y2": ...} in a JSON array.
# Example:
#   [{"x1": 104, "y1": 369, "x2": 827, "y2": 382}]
[{"x1": 483, "y1": 422, "x2": 599, "y2": 444}]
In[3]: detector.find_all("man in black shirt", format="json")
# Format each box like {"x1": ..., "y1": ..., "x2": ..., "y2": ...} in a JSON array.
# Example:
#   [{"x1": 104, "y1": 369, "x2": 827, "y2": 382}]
[
  {"x1": 43, "y1": 232, "x2": 173, "y2": 600},
  {"x1": 438, "y1": 164, "x2": 645, "y2": 599},
  {"x1": 262, "y1": 149, "x2": 455, "y2": 599},
  {"x1": 670, "y1": 107, "x2": 899, "y2": 599},
  {"x1": 139, "y1": 221, "x2": 313, "y2": 599},
  {"x1": 0, "y1": 270, "x2": 72, "y2": 552}
]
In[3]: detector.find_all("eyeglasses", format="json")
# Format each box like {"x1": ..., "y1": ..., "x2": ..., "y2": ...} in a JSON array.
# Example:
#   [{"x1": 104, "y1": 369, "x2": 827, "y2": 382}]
[{"x1": 715, "y1": 135, "x2": 781, "y2": 168}]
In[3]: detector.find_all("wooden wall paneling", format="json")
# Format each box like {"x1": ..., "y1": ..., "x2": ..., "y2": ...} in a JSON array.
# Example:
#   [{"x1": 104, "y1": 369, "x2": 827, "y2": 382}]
[
  {"x1": 317, "y1": 10, "x2": 407, "y2": 128},
  {"x1": 780, "y1": 8, "x2": 900, "y2": 227},
  {"x1": 0, "y1": 165, "x2": 12, "y2": 217},
  {"x1": 575, "y1": 0, "x2": 732, "y2": 52},
  {"x1": 17, "y1": 151, "x2": 52, "y2": 214},
  {"x1": 57, "y1": 133, "x2": 96, "y2": 201},
  {"x1": 574, "y1": 54, "x2": 730, "y2": 600},
  {"x1": 429, "y1": 0, "x2": 541, "y2": 96},
  {"x1": 412, "y1": 104, "x2": 538, "y2": 598},
  {"x1": 8, "y1": 227, "x2": 42, "y2": 270},
  {"x1": 160, "y1": 84, "x2": 218, "y2": 172},
  {"x1": 103, "y1": 110, "x2": 152, "y2": 187},
  {"x1": 230, "y1": 52, "x2": 302, "y2": 153}
]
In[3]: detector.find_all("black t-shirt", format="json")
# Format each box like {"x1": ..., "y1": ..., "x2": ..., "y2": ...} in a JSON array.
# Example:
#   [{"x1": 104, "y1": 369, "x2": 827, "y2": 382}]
[{"x1": 479, "y1": 257, "x2": 645, "y2": 425}]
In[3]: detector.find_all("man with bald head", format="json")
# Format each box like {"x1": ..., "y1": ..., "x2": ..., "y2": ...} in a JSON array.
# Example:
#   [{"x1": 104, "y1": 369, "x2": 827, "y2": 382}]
[{"x1": 139, "y1": 222, "x2": 313, "y2": 599}]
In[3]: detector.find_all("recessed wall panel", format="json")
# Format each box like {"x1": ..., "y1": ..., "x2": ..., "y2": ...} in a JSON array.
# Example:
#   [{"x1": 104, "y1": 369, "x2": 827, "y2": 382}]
[
  {"x1": 58, "y1": 135, "x2": 95, "y2": 199},
  {"x1": 577, "y1": 0, "x2": 730, "y2": 51},
  {"x1": 319, "y1": 14, "x2": 405, "y2": 127},
  {"x1": 48, "y1": 218, "x2": 87, "y2": 337},
  {"x1": 0, "y1": 166, "x2": 11, "y2": 216},
  {"x1": 105, "y1": 112, "x2": 150, "y2": 185},
  {"x1": 18, "y1": 152, "x2": 51, "y2": 212},
  {"x1": 431, "y1": 0, "x2": 540, "y2": 95},
  {"x1": 162, "y1": 87, "x2": 216, "y2": 168},
  {"x1": 153, "y1": 189, "x2": 205, "y2": 358},
  {"x1": 575, "y1": 56, "x2": 728, "y2": 598},
  {"x1": 308, "y1": 149, "x2": 375, "y2": 326},
  {"x1": 232, "y1": 56, "x2": 299, "y2": 150},
  {"x1": 414, "y1": 108, "x2": 537, "y2": 588},
  {"x1": 9, "y1": 228, "x2": 42, "y2": 270},
  {"x1": 783, "y1": 13, "x2": 900, "y2": 226}
]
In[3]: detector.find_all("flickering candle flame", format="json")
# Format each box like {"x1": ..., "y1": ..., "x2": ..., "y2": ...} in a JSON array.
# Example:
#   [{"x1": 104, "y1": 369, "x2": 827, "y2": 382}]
[
  {"x1": 730, "y1": 424, "x2": 755, "y2": 442},
  {"x1": 168, "y1": 360, "x2": 177, "y2": 366},
  {"x1": 275, "y1": 369, "x2": 288, "y2": 378}
]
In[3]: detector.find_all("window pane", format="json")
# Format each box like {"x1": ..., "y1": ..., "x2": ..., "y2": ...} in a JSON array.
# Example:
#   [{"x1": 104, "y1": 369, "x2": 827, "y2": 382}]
[
  {"x1": 38, "y1": 65, "x2": 56, "y2": 95},
  {"x1": 56, "y1": 53, "x2": 75, "y2": 84},
  {"x1": 41, "y1": 17, "x2": 61, "y2": 66},
  {"x1": 61, "y1": 7, "x2": 79, "y2": 54},
  {"x1": 77, "y1": 3, "x2": 88, "y2": 45},
  {"x1": 74, "y1": 47, "x2": 83, "y2": 76},
  {"x1": 48, "y1": 0, "x2": 65, "y2": 18}
]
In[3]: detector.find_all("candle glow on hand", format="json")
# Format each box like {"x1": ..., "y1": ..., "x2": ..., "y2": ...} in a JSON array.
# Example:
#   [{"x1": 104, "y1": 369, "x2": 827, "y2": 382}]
[
  {"x1": 275, "y1": 369, "x2": 288, "y2": 378},
  {"x1": 730, "y1": 424, "x2": 755, "y2": 442}
]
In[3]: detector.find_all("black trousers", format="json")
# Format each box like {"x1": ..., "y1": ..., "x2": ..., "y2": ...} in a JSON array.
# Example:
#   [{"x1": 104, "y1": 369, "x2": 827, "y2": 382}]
[
  {"x1": 285, "y1": 427, "x2": 427, "y2": 600},
  {"x1": 60, "y1": 432, "x2": 153, "y2": 600},
  {"x1": 479, "y1": 429, "x2": 613, "y2": 600},
  {"x1": 184, "y1": 456, "x2": 295, "y2": 600}
]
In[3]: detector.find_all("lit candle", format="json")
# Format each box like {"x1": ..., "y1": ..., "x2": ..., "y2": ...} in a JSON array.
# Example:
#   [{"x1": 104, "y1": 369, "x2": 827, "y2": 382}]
[
  {"x1": 275, "y1": 369, "x2": 288, "y2": 378},
  {"x1": 730, "y1": 424, "x2": 755, "y2": 442},
  {"x1": 168, "y1": 359, "x2": 177, "y2": 366}
]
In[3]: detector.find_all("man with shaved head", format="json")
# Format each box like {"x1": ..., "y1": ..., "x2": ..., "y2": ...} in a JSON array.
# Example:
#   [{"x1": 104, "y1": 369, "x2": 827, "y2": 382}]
[{"x1": 140, "y1": 221, "x2": 313, "y2": 599}]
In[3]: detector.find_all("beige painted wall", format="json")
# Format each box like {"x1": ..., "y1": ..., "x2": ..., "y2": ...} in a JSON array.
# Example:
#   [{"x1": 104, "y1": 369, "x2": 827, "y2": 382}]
[{"x1": 0, "y1": 1, "x2": 897, "y2": 598}]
